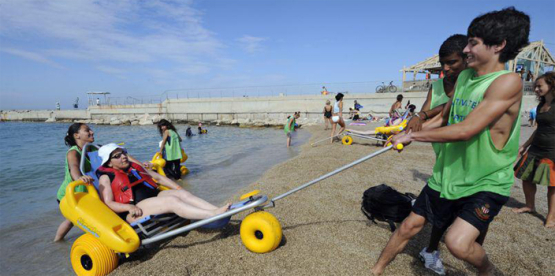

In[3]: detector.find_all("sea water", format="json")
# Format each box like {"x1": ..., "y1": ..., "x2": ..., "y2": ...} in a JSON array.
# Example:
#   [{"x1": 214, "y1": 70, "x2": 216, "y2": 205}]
[{"x1": 0, "y1": 122, "x2": 309, "y2": 275}]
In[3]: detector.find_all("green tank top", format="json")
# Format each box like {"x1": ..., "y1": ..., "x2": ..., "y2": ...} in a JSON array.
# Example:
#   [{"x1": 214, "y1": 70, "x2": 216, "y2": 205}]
[
  {"x1": 164, "y1": 130, "x2": 183, "y2": 161},
  {"x1": 57, "y1": 146, "x2": 89, "y2": 201},
  {"x1": 428, "y1": 69, "x2": 520, "y2": 199},
  {"x1": 429, "y1": 79, "x2": 450, "y2": 157},
  {"x1": 284, "y1": 117, "x2": 295, "y2": 133}
]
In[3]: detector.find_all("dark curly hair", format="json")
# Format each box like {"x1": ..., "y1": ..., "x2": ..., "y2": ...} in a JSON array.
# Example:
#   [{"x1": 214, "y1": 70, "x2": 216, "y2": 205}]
[
  {"x1": 65, "y1": 123, "x2": 85, "y2": 147},
  {"x1": 335, "y1": 93, "x2": 344, "y2": 101},
  {"x1": 439, "y1": 34, "x2": 468, "y2": 59},
  {"x1": 467, "y1": 7, "x2": 530, "y2": 63},
  {"x1": 157, "y1": 119, "x2": 178, "y2": 137},
  {"x1": 535, "y1": 71, "x2": 555, "y2": 105}
]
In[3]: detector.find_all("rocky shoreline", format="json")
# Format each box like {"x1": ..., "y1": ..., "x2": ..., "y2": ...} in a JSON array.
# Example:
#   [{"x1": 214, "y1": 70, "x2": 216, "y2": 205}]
[{"x1": 4, "y1": 112, "x2": 327, "y2": 128}]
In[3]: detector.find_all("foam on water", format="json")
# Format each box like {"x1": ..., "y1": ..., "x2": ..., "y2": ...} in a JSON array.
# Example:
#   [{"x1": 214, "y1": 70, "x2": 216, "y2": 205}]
[{"x1": 0, "y1": 122, "x2": 309, "y2": 275}]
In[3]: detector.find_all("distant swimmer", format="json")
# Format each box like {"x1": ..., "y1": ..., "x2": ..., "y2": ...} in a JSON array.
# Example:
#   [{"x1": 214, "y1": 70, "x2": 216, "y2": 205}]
[
  {"x1": 198, "y1": 122, "x2": 207, "y2": 134},
  {"x1": 186, "y1": 126, "x2": 194, "y2": 137}
]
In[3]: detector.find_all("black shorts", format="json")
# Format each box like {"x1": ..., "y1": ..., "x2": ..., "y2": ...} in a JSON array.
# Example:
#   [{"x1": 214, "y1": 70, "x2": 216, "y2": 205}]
[
  {"x1": 452, "y1": 191, "x2": 508, "y2": 233},
  {"x1": 412, "y1": 185, "x2": 455, "y2": 229}
]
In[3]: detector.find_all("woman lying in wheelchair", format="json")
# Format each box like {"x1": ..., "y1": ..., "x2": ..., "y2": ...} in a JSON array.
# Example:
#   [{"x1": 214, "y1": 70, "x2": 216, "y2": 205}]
[{"x1": 96, "y1": 143, "x2": 230, "y2": 224}]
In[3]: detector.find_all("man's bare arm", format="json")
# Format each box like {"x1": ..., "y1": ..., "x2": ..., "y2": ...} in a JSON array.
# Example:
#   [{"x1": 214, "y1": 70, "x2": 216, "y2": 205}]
[{"x1": 408, "y1": 73, "x2": 522, "y2": 143}]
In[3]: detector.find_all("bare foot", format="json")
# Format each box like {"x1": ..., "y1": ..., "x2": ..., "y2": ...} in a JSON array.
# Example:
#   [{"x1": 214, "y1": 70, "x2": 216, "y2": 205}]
[
  {"x1": 370, "y1": 266, "x2": 383, "y2": 275},
  {"x1": 214, "y1": 203, "x2": 231, "y2": 215},
  {"x1": 545, "y1": 219, "x2": 555, "y2": 229},
  {"x1": 512, "y1": 206, "x2": 535, "y2": 214}
]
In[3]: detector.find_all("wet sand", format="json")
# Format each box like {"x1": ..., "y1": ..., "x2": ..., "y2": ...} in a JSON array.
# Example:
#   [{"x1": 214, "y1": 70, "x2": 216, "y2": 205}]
[{"x1": 112, "y1": 123, "x2": 554, "y2": 276}]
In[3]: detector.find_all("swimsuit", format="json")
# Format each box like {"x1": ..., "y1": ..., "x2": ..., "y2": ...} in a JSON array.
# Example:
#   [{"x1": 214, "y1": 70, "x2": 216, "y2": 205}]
[{"x1": 324, "y1": 106, "x2": 332, "y2": 118}]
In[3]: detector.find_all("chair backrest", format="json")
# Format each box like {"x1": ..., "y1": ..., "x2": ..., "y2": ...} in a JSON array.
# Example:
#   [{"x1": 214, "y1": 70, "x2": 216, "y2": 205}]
[{"x1": 80, "y1": 143, "x2": 103, "y2": 190}]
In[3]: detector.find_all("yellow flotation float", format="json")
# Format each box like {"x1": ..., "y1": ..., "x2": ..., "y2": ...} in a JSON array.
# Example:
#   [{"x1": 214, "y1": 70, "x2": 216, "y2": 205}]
[{"x1": 150, "y1": 148, "x2": 189, "y2": 178}]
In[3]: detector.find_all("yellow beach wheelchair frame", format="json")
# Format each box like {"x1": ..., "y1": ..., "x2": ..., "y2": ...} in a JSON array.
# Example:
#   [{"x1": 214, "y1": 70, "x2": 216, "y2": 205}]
[{"x1": 61, "y1": 143, "x2": 280, "y2": 276}]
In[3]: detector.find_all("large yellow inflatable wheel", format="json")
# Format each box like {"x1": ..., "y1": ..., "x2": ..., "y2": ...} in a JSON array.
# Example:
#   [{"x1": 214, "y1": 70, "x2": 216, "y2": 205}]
[
  {"x1": 180, "y1": 165, "x2": 189, "y2": 175},
  {"x1": 342, "y1": 135, "x2": 353, "y2": 145},
  {"x1": 71, "y1": 234, "x2": 118, "y2": 276},
  {"x1": 240, "y1": 211, "x2": 282, "y2": 253}
]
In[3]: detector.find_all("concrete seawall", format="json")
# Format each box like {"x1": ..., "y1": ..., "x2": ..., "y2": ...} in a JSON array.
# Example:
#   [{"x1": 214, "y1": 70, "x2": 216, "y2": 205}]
[{"x1": 1, "y1": 93, "x2": 538, "y2": 125}]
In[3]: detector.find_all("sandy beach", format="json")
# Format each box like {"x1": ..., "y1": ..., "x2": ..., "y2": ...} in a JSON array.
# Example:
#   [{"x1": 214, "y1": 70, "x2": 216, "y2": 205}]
[{"x1": 112, "y1": 123, "x2": 555, "y2": 276}]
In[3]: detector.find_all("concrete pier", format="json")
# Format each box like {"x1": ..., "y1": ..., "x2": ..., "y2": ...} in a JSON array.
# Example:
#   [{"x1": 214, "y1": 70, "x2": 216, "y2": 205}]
[{"x1": 1, "y1": 92, "x2": 538, "y2": 126}]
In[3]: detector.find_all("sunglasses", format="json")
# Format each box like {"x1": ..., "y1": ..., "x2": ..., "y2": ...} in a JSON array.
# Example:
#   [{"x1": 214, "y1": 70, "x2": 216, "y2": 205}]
[{"x1": 110, "y1": 151, "x2": 128, "y2": 160}]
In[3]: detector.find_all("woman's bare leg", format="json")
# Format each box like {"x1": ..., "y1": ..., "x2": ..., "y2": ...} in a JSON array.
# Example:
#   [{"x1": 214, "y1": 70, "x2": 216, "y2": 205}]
[
  {"x1": 158, "y1": 189, "x2": 218, "y2": 210},
  {"x1": 54, "y1": 219, "x2": 73, "y2": 242},
  {"x1": 131, "y1": 196, "x2": 230, "y2": 222},
  {"x1": 331, "y1": 122, "x2": 337, "y2": 143},
  {"x1": 513, "y1": 180, "x2": 536, "y2": 213},
  {"x1": 337, "y1": 119, "x2": 346, "y2": 135},
  {"x1": 546, "y1": 187, "x2": 555, "y2": 228}
]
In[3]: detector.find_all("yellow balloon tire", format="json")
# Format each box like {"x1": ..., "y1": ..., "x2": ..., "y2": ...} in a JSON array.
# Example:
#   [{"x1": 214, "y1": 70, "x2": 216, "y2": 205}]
[
  {"x1": 180, "y1": 150, "x2": 188, "y2": 163},
  {"x1": 342, "y1": 135, "x2": 353, "y2": 145},
  {"x1": 180, "y1": 165, "x2": 189, "y2": 175},
  {"x1": 71, "y1": 234, "x2": 118, "y2": 276},
  {"x1": 240, "y1": 211, "x2": 282, "y2": 253},
  {"x1": 239, "y1": 190, "x2": 260, "y2": 201}
]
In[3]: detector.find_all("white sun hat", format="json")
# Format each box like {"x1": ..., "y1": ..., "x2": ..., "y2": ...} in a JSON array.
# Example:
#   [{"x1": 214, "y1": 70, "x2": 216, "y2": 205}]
[{"x1": 98, "y1": 143, "x2": 126, "y2": 166}]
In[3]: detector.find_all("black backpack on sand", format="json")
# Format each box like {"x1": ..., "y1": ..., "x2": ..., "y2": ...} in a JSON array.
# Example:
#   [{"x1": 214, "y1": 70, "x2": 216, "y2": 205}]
[{"x1": 361, "y1": 184, "x2": 416, "y2": 232}]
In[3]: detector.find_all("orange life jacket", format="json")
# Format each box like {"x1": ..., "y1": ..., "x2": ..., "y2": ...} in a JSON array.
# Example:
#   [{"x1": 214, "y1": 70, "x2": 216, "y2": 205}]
[{"x1": 97, "y1": 163, "x2": 158, "y2": 204}]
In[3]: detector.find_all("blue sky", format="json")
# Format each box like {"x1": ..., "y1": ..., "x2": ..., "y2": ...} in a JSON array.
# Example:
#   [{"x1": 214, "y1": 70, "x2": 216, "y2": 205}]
[{"x1": 1, "y1": 0, "x2": 554, "y2": 110}]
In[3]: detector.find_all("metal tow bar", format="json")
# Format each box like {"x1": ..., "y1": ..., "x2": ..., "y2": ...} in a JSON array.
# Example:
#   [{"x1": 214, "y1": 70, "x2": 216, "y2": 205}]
[{"x1": 263, "y1": 143, "x2": 403, "y2": 209}]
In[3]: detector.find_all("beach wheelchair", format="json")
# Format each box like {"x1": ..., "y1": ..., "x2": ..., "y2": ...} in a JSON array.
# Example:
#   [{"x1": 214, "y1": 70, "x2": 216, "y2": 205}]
[
  {"x1": 341, "y1": 109, "x2": 411, "y2": 146},
  {"x1": 60, "y1": 143, "x2": 282, "y2": 276}
]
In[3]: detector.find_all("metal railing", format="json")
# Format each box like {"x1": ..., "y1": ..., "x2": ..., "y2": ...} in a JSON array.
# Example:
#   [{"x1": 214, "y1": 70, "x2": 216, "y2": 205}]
[{"x1": 99, "y1": 80, "x2": 404, "y2": 106}]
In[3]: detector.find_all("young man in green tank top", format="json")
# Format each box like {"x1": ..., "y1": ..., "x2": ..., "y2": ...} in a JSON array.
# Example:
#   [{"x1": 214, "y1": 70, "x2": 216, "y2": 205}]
[
  {"x1": 372, "y1": 8, "x2": 530, "y2": 276},
  {"x1": 403, "y1": 34, "x2": 468, "y2": 275}
]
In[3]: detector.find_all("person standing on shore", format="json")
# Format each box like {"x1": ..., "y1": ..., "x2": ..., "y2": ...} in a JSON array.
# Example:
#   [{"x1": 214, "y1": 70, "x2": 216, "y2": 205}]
[
  {"x1": 372, "y1": 7, "x2": 530, "y2": 275},
  {"x1": 330, "y1": 93, "x2": 345, "y2": 143},
  {"x1": 405, "y1": 34, "x2": 468, "y2": 275},
  {"x1": 158, "y1": 119, "x2": 183, "y2": 180},
  {"x1": 323, "y1": 100, "x2": 333, "y2": 130},
  {"x1": 513, "y1": 72, "x2": 555, "y2": 228},
  {"x1": 54, "y1": 123, "x2": 95, "y2": 241},
  {"x1": 285, "y1": 112, "x2": 299, "y2": 147}
]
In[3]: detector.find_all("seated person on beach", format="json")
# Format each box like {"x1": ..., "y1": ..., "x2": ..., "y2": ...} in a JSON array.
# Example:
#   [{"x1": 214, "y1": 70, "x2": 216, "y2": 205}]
[
  {"x1": 96, "y1": 143, "x2": 229, "y2": 223},
  {"x1": 407, "y1": 104, "x2": 416, "y2": 117},
  {"x1": 353, "y1": 109, "x2": 361, "y2": 121},
  {"x1": 348, "y1": 108, "x2": 355, "y2": 119}
]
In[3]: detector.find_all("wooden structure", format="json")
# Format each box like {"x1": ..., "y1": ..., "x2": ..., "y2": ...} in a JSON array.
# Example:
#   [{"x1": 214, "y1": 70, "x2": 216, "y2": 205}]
[
  {"x1": 400, "y1": 40, "x2": 555, "y2": 92},
  {"x1": 507, "y1": 40, "x2": 555, "y2": 80}
]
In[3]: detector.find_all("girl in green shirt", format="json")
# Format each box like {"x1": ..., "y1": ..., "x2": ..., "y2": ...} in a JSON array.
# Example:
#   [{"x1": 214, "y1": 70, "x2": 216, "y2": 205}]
[
  {"x1": 158, "y1": 119, "x2": 183, "y2": 180},
  {"x1": 54, "y1": 123, "x2": 95, "y2": 242}
]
